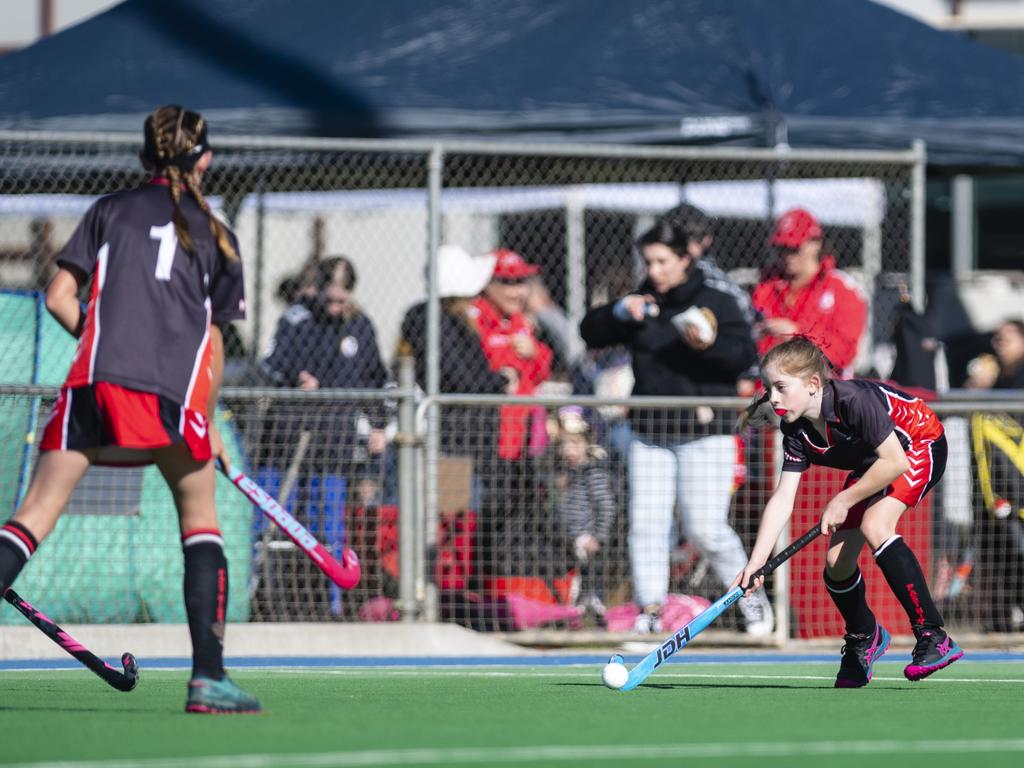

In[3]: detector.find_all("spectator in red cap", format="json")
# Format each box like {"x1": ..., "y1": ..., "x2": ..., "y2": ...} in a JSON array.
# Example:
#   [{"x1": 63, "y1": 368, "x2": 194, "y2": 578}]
[
  {"x1": 472, "y1": 249, "x2": 552, "y2": 459},
  {"x1": 471, "y1": 249, "x2": 556, "y2": 593},
  {"x1": 752, "y1": 208, "x2": 868, "y2": 377},
  {"x1": 492, "y1": 248, "x2": 541, "y2": 281}
]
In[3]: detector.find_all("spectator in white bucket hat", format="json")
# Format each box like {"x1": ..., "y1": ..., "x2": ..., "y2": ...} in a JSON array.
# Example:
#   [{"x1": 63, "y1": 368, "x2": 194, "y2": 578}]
[
  {"x1": 396, "y1": 246, "x2": 517, "y2": 624},
  {"x1": 436, "y1": 244, "x2": 497, "y2": 300},
  {"x1": 396, "y1": 244, "x2": 515, "y2": 442}
]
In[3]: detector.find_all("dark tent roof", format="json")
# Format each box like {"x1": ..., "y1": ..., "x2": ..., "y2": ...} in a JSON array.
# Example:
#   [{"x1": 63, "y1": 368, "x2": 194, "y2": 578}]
[{"x1": 2, "y1": 0, "x2": 1024, "y2": 168}]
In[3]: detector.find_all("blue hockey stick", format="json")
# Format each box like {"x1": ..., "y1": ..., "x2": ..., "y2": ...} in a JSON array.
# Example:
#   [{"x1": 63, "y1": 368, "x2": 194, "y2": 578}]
[{"x1": 619, "y1": 525, "x2": 821, "y2": 691}]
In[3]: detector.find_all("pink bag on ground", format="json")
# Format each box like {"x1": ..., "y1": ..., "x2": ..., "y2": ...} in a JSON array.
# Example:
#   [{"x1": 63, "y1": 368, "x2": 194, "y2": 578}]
[
  {"x1": 659, "y1": 594, "x2": 711, "y2": 632},
  {"x1": 604, "y1": 593, "x2": 712, "y2": 633},
  {"x1": 504, "y1": 593, "x2": 582, "y2": 630},
  {"x1": 358, "y1": 596, "x2": 401, "y2": 622},
  {"x1": 603, "y1": 602, "x2": 640, "y2": 632}
]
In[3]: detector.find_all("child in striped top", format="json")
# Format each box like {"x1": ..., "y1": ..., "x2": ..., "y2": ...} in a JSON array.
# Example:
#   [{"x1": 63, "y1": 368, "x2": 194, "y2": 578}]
[{"x1": 553, "y1": 406, "x2": 617, "y2": 621}]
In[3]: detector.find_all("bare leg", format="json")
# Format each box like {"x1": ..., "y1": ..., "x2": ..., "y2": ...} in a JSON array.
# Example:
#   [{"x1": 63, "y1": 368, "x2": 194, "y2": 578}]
[
  {"x1": 825, "y1": 527, "x2": 866, "y2": 580},
  {"x1": 1, "y1": 449, "x2": 94, "y2": 597},
  {"x1": 13, "y1": 449, "x2": 95, "y2": 542},
  {"x1": 859, "y1": 496, "x2": 909, "y2": 551},
  {"x1": 153, "y1": 445, "x2": 219, "y2": 534},
  {"x1": 154, "y1": 445, "x2": 261, "y2": 711}
]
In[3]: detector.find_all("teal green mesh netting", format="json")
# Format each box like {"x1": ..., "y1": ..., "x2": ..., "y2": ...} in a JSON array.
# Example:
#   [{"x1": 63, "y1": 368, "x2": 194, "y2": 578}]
[{"x1": 0, "y1": 290, "x2": 250, "y2": 623}]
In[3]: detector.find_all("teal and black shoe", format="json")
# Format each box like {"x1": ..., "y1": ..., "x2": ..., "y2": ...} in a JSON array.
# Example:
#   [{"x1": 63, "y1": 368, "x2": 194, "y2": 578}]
[
  {"x1": 835, "y1": 624, "x2": 890, "y2": 688},
  {"x1": 185, "y1": 675, "x2": 261, "y2": 714},
  {"x1": 904, "y1": 627, "x2": 964, "y2": 681}
]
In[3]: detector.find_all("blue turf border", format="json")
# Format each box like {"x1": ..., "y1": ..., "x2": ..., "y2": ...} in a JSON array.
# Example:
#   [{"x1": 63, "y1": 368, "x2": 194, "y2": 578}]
[{"x1": 4, "y1": 652, "x2": 1024, "y2": 671}]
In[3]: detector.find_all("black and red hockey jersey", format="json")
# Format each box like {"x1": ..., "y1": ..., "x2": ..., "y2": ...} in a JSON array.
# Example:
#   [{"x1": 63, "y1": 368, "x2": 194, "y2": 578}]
[
  {"x1": 781, "y1": 378, "x2": 944, "y2": 475},
  {"x1": 57, "y1": 181, "x2": 245, "y2": 414}
]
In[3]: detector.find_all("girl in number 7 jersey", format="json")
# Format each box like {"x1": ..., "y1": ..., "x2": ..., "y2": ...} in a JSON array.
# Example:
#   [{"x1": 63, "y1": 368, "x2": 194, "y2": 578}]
[
  {"x1": 0, "y1": 106, "x2": 259, "y2": 713},
  {"x1": 734, "y1": 336, "x2": 963, "y2": 687}
]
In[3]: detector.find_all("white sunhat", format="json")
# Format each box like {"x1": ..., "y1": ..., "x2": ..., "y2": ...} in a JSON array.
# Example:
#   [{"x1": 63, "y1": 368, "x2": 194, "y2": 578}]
[{"x1": 436, "y1": 244, "x2": 496, "y2": 298}]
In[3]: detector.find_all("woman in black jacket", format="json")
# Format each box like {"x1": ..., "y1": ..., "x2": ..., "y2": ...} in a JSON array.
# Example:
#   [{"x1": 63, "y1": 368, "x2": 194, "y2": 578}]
[
  {"x1": 396, "y1": 246, "x2": 531, "y2": 606},
  {"x1": 396, "y1": 246, "x2": 513, "y2": 459},
  {"x1": 580, "y1": 218, "x2": 772, "y2": 635}
]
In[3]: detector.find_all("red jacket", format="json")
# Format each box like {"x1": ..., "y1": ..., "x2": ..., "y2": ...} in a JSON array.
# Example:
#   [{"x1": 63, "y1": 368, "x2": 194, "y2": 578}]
[
  {"x1": 471, "y1": 296, "x2": 553, "y2": 459},
  {"x1": 752, "y1": 255, "x2": 867, "y2": 376}
]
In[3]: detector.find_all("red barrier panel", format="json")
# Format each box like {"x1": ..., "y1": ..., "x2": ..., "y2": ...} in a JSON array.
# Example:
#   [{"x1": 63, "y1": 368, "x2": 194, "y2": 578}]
[{"x1": 788, "y1": 465, "x2": 932, "y2": 639}]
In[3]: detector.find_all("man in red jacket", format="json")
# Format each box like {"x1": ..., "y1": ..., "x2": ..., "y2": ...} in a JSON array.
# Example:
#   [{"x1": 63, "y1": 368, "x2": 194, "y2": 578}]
[
  {"x1": 472, "y1": 249, "x2": 553, "y2": 459},
  {"x1": 753, "y1": 208, "x2": 868, "y2": 377},
  {"x1": 470, "y1": 250, "x2": 558, "y2": 596}
]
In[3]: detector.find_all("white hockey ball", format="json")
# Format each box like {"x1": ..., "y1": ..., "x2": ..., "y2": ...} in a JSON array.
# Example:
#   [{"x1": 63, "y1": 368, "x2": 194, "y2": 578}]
[{"x1": 602, "y1": 662, "x2": 629, "y2": 690}]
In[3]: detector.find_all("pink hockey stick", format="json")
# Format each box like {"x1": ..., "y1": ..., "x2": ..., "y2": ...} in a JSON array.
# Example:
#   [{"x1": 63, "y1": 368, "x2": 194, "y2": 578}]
[
  {"x1": 219, "y1": 463, "x2": 361, "y2": 590},
  {"x1": 4, "y1": 589, "x2": 138, "y2": 691}
]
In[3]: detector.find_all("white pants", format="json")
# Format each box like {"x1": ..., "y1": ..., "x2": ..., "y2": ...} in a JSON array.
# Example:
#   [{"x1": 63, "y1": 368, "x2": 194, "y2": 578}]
[{"x1": 628, "y1": 434, "x2": 759, "y2": 617}]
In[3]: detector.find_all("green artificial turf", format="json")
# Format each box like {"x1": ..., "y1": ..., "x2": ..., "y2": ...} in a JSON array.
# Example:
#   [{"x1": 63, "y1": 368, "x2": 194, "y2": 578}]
[{"x1": 0, "y1": 662, "x2": 1021, "y2": 767}]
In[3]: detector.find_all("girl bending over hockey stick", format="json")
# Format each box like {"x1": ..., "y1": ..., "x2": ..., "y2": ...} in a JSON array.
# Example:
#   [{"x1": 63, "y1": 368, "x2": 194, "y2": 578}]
[{"x1": 734, "y1": 336, "x2": 963, "y2": 687}]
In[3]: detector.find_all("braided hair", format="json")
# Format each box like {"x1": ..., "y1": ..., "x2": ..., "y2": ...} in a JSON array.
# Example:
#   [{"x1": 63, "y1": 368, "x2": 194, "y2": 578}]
[{"x1": 141, "y1": 105, "x2": 238, "y2": 262}]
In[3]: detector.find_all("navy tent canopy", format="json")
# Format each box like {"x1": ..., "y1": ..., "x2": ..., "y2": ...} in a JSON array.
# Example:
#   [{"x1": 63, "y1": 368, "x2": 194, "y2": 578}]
[{"x1": 2, "y1": 0, "x2": 1024, "y2": 168}]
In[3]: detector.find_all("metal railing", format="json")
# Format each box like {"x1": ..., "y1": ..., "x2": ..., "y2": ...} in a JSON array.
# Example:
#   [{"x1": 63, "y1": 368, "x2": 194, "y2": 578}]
[{"x1": 3, "y1": 381, "x2": 1024, "y2": 641}]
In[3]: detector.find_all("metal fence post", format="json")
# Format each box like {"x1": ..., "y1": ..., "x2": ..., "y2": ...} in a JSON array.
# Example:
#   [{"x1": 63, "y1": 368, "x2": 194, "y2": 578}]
[
  {"x1": 911, "y1": 139, "x2": 927, "y2": 313},
  {"x1": 252, "y1": 179, "x2": 266, "y2": 363},
  {"x1": 424, "y1": 144, "x2": 444, "y2": 623},
  {"x1": 396, "y1": 356, "x2": 419, "y2": 622},
  {"x1": 565, "y1": 188, "x2": 586, "y2": 357},
  {"x1": 951, "y1": 174, "x2": 975, "y2": 278},
  {"x1": 771, "y1": 428, "x2": 791, "y2": 648}
]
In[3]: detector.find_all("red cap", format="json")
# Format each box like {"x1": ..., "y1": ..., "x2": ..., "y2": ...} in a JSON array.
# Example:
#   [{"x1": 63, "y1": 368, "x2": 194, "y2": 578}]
[
  {"x1": 771, "y1": 208, "x2": 822, "y2": 248},
  {"x1": 490, "y1": 249, "x2": 540, "y2": 280}
]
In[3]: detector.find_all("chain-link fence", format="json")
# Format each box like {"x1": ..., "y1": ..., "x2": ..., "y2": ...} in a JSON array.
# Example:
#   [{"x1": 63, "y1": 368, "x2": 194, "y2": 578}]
[
  {"x1": 5, "y1": 381, "x2": 1023, "y2": 641},
  {"x1": 0, "y1": 132, "x2": 923, "y2": 384},
  {"x1": 20, "y1": 132, "x2": 1024, "y2": 646},
  {"x1": 930, "y1": 400, "x2": 1024, "y2": 636},
  {"x1": 419, "y1": 394, "x2": 773, "y2": 639}
]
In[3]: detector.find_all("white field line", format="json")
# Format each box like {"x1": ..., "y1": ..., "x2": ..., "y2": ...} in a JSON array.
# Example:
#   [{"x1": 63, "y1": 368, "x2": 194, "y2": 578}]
[
  {"x1": 8, "y1": 739, "x2": 1024, "y2": 768},
  {"x1": 4, "y1": 667, "x2": 1024, "y2": 684},
  {"x1": 256, "y1": 669, "x2": 1024, "y2": 684}
]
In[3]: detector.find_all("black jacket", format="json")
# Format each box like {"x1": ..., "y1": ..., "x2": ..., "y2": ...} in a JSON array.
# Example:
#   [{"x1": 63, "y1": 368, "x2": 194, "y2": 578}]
[
  {"x1": 398, "y1": 301, "x2": 508, "y2": 459},
  {"x1": 258, "y1": 307, "x2": 391, "y2": 468},
  {"x1": 399, "y1": 302, "x2": 509, "y2": 397},
  {"x1": 580, "y1": 269, "x2": 756, "y2": 440}
]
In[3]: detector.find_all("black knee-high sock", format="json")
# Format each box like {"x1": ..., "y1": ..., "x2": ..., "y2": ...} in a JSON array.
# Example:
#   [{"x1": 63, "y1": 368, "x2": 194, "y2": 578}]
[
  {"x1": 182, "y1": 530, "x2": 228, "y2": 680},
  {"x1": 873, "y1": 534, "x2": 943, "y2": 631},
  {"x1": 0, "y1": 521, "x2": 38, "y2": 593},
  {"x1": 824, "y1": 567, "x2": 876, "y2": 636}
]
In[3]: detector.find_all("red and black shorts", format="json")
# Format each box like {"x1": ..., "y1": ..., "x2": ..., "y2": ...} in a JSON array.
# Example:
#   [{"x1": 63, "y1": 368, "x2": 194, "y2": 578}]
[
  {"x1": 839, "y1": 433, "x2": 948, "y2": 530},
  {"x1": 39, "y1": 382, "x2": 212, "y2": 466}
]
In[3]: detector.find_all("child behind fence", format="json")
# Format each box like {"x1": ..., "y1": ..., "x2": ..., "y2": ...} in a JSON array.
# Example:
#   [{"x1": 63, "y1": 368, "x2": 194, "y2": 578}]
[{"x1": 552, "y1": 406, "x2": 616, "y2": 619}]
